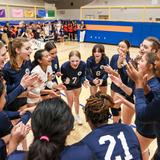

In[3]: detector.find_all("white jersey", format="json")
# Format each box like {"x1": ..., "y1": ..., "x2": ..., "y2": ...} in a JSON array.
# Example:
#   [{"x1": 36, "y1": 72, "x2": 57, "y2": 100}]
[{"x1": 27, "y1": 65, "x2": 54, "y2": 104}]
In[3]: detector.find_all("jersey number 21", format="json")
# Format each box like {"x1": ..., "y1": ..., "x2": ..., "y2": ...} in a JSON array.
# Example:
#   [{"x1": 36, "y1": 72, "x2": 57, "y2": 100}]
[{"x1": 99, "y1": 131, "x2": 133, "y2": 160}]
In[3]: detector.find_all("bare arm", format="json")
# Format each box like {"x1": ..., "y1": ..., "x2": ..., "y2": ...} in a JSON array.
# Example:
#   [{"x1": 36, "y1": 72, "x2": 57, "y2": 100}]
[{"x1": 109, "y1": 74, "x2": 132, "y2": 96}]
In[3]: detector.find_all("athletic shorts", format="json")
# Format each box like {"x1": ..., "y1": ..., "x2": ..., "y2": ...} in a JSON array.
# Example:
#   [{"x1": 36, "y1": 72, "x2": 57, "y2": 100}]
[
  {"x1": 89, "y1": 80, "x2": 107, "y2": 86},
  {"x1": 135, "y1": 119, "x2": 156, "y2": 139}
]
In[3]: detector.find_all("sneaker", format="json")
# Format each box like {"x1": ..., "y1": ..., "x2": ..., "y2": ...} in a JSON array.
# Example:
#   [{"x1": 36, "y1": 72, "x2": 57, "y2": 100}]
[{"x1": 75, "y1": 115, "x2": 83, "y2": 125}]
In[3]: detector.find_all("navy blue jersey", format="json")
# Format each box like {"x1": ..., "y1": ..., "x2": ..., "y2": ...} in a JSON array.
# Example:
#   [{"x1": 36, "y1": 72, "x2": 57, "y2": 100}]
[
  {"x1": 81, "y1": 123, "x2": 141, "y2": 160},
  {"x1": 0, "y1": 139, "x2": 7, "y2": 160},
  {"x1": 135, "y1": 77, "x2": 160, "y2": 137},
  {"x1": 0, "y1": 111, "x2": 31, "y2": 138},
  {"x1": 61, "y1": 61, "x2": 86, "y2": 90},
  {"x1": 61, "y1": 142, "x2": 96, "y2": 160},
  {"x1": 51, "y1": 56, "x2": 60, "y2": 83},
  {"x1": 8, "y1": 143, "x2": 95, "y2": 160},
  {"x1": 110, "y1": 54, "x2": 130, "y2": 95},
  {"x1": 86, "y1": 56, "x2": 109, "y2": 86},
  {"x1": 3, "y1": 60, "x2": 32, "y2": 93},
  {"x1": 0, "y1": 112, "x2": 13, "y2": 138},
  {"x1": 5, "y1": 85, "x2": 25, "y2": 107},
  {"x1": 7, "y1": 151, "x2": 25, "y2": 160}
]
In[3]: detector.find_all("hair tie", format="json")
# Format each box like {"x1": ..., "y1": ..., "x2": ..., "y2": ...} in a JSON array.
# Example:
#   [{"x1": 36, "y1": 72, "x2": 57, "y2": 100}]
[{"x1": 40, "y1": 136, "x2": 49, "y2": 142}]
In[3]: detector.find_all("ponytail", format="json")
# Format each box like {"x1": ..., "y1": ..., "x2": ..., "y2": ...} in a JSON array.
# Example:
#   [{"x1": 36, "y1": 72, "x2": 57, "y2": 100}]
[
  {"x1": 8, "y1": 41, "x2": 19, "y2": 70},
  {"x1": 27, "y1": 139, "x2": 59, "y2": 160},
  {"x1": 26, "y1": 98, "x2": 74, "y2": 160},
  {"x1": 8, "y1": 37, "x2": 29, "y2": 70}
]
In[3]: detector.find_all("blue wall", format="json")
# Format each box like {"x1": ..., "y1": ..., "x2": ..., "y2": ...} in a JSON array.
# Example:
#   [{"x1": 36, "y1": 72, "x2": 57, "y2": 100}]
[
  {"x1": 1, "y1": 19, "x2": 160, "y2": 47},
  {"x1": 78, "y1": 20, "x2": 160, "y2": 47}
]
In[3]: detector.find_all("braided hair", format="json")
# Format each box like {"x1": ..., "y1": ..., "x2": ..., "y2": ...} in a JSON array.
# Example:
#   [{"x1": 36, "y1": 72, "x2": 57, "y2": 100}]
[{"x1": 84, "y1": 92, "x2": 114, "y2": 127}]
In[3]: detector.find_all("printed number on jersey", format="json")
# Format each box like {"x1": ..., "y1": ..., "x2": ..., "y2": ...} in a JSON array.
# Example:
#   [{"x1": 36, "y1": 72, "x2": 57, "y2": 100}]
[
  {"x1": 99, "y1": 131, "x2": 133, "y2": 160},
  {"x1": 96, "y1": 71, "x2": 101, "y2": 76},
  {"x1": 72, "y1": 77, "x2": 77, "y2": 84}
]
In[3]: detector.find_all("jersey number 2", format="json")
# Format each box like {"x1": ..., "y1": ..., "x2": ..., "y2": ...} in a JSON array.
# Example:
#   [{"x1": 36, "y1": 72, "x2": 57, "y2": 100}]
[{"x1": 99, "y1": 131, "x2": 133, "y2": 160}]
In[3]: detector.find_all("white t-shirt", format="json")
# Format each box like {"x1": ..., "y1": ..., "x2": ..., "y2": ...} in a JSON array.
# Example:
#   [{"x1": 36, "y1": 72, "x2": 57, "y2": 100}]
[{"x1": 27, "y1": 65, "x2": 54, "y2": 104}]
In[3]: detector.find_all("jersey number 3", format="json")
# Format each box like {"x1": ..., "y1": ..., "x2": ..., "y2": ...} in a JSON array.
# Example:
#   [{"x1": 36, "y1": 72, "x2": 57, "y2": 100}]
[{"x1": 99, "y1": 131, "x2": 133, "y2": 160}]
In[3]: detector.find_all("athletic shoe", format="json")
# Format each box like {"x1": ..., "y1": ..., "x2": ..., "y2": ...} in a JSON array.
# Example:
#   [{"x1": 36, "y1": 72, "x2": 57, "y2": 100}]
[{"x1": 75, "y1": 115, "x2": 83, "y2": 125}]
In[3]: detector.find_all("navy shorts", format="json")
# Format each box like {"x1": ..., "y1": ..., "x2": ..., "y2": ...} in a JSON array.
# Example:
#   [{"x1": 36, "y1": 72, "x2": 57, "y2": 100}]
[
  {"x1": 111, "y1": 108, "x2": 121, "y2": 116},
  {"x1": 135, "y1": 119, "x2": 156, "y2": 139},
  {"x1": 89, "y1": 80, "x2": 107, "y2": 86},
  {"x1": 65, "y1": 84, "x2": 82, "y2": 91}
]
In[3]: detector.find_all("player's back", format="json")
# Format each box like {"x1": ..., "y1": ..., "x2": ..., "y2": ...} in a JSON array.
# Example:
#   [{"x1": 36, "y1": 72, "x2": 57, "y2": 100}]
[
  {"x1": 81, "y1": 123, "x2": 142, "y2": 160},
  {"x1": 61, "y1": 142, "x2": 96, "y2": 160}
]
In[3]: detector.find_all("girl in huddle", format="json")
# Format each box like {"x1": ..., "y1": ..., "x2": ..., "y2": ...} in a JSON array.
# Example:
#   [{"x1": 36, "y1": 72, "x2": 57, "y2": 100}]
[
  {"x1": 44, "y1": 41, "x2": 62, "y2": 84},
  {"x1": 86, "y1": 44, "x2": 109, "y2": 95},
  {"x1": 0, "y1": 74, "x2": 31, "y2": 160},
  {"x1": 27, "y1": 49, "x2": 65, "y2": 107},
  {"x1": 2, "y1": 37, "x2": 37, "y2": 111},
  {"x1": 113, "y1": 51, "x2": 160, "y2": 160},
  {"x1": 61, "y1": 50, "x2": 88, "y2": 125},
  {"x1": 64, "y1": 92, "x2": 141, "y2": 159},
  {"x1": 104, "y1": 40, "x2": 131, "y2": 123},
  {"x1": 8, "y1": 98, "x2": 74, "y2": 160}
]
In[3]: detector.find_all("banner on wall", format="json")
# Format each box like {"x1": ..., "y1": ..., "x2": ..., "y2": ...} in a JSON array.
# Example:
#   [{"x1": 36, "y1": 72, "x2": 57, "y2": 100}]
[
  {"x1": 24, "y1": 9, "x2": 34, "y2": 18},
  {"x1": 0, "y1": 9, "x2": 6, "y2": 18},
  {"x1": 37, "y1": 9, "x2": 46, "y2": 18},
  {"x1": 48, "y1": 10, "x2": 55, "y2": 17},
  {"x1": 11, "y1": 8, "x2": 24, "y2": 18}
]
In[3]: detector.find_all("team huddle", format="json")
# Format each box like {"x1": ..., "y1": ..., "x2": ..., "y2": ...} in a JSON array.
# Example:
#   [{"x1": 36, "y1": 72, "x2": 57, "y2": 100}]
[{"x1": 0, "y1": 36, "x2": 160, "y2": 160}]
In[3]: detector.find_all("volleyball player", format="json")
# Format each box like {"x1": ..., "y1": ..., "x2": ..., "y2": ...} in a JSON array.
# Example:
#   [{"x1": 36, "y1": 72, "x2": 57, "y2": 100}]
[
  {"x1": 44, "y1": 41, "x2": 62, "y2": 84},
  {"x1": 2, "y1": 37, "x2": 33, "y2": 111},
  {"x1": 62, "y1": 92, "x2": 142, "y2": 159},
  {"x1": 7, "y1": 98, "x2": 74, "y2": 160},
  {"x1": 0, "y1": 76, "x2": 32, "y2": 160},
  {"x1": 27, "y1": 49, "x2": 65, "y2": 106},
  {"x1": 105, "y1": 40, "x2": 131, "y2": 123},
  {"x1": 127, "y1": 52, "x2": 160, "y2": 160},
  {"x1": 61, "y1": 50, "x2": 88, "y2": 125},
  {"x1": 86, "y1": 44, "x2": 109, "y2": 95}
]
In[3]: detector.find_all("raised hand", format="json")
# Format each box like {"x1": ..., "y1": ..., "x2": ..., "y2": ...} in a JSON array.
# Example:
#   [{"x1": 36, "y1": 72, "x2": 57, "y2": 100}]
[
  {"x1": 104, "y1": 65, "x2": 119, "y2": 77},
  {"x1": 8, "y1": 122, "x2": 30, "y2": 154},
  {"x1": 126, "y1": 62, "x2": 143, "y2": 87},
  {"x1": 56, "y1": 71, "x2": 63, "y2": 77},
  {"x1": 20, "y1": 73, "x2": 40, "y2": 89},
  {"x1": 109, "y1": 74, "x2": 123, "y2": 88}
]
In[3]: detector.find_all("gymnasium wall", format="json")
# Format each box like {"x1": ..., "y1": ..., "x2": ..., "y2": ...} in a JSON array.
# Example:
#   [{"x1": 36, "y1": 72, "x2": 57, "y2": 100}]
[
  {"x1": 78, "y1": 20, "x2": 160, "y2": 47},
  {"x1": 56, "y1": 0, "x2": 160, "y2": 20},
  {"x1": 56, "y1": 9, "x2": 80, "y2": 20},
  {"x1": 0, "y1": 0, "x2": 43, "y2": 6}
]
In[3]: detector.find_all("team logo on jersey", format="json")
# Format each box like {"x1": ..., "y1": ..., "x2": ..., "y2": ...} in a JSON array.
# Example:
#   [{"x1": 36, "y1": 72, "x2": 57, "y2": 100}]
[
  {"x1": 100, "y1": 65, "x2": 104, "y2": 69},
  {"x1": 25, "y1": 68, "x2": 30, "y2": 74},
  {"x1": 77, "y1": 71, "x2": 82, "y2": 76},
  {"x1": 54, "y1": 64, "x2": 58, "y2": 69}
]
